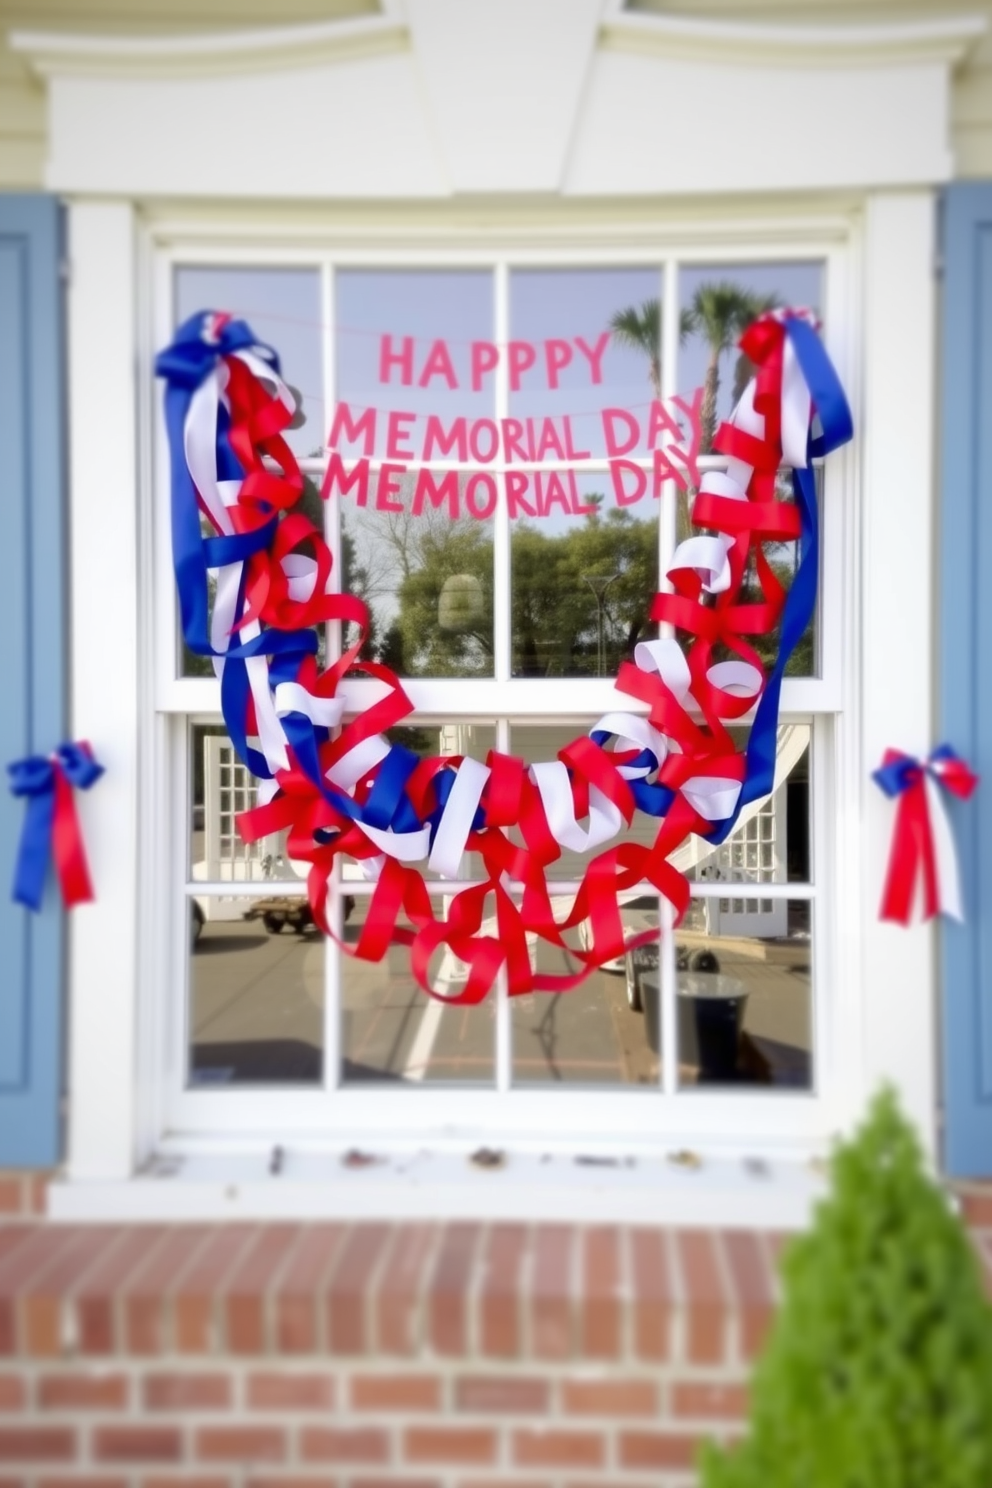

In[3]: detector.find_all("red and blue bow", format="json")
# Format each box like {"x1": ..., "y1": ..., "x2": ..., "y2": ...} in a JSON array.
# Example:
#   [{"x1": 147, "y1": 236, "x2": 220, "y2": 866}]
[
  {"x1": 873, "y1": 745, "x2": 978, "y2": 924},
  {"x1": 8, "y1": 742, "x2": 104, "y2": 912}
]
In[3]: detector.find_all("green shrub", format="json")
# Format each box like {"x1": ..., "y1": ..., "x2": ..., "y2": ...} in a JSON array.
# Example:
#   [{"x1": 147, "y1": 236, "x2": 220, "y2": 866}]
[{"x1": 700, "y1": 1088, "x2": 992, "y2": 1488}]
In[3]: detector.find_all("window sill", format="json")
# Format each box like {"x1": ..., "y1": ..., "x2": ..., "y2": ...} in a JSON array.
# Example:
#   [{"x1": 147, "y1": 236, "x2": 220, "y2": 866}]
[{"x1": 48, "y1": 1150, "x2": 827, "y2": 1226}]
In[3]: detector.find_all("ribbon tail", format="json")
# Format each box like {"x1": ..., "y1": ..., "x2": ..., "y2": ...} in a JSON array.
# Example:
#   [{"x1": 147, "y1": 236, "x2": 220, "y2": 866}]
[
  {"x1": 925, "y1": 772, "x2": 965, "y2": 922},
  {"x1": 12, "y1": 789, "x2": 56, "y2": 912},
  {"x1": 880, "y1": 783, "x2": 933, "y2": 925},
  {"x1": 51, "y1": 766, "x2": 96, "y2": 908}
]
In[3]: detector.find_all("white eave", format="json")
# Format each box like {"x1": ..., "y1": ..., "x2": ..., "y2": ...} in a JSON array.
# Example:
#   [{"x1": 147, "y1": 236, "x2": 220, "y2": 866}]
[
  {"x1": 8, "y1": 2, "x2": 987, "y2": 200},
  {"x1": 600, "y1": 5, "x2": 987, "y2": 69},
  {"x1": 10, "y1": 9, "x2": 408, "y2": 80}
]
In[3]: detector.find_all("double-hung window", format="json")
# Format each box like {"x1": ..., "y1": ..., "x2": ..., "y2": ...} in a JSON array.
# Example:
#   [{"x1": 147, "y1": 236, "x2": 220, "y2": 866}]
[{"x1": 151, "y1": 229, "x2": 854, "y2": 1161}]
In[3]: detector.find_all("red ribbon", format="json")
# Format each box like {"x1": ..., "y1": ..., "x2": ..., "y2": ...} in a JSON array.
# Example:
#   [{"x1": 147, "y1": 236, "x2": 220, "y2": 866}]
[{"x1": 874, "y1": 747, "x2": 978, "y2": 924}]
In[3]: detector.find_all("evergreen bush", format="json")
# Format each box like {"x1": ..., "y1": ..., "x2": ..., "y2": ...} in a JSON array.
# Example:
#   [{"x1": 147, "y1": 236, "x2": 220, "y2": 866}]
[{"x1": 700, "y1": 1088, "x2": 992, "y2": 1488}]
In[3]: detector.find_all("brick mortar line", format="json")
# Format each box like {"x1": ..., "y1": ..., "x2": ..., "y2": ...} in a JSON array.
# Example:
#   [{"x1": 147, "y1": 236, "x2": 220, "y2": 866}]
[{"x1": 706, "y1": 1235, "x2": 735, "y2": 1370}]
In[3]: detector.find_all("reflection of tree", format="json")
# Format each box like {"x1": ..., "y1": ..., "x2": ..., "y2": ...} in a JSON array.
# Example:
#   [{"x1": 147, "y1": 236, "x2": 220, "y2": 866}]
[
  {"x1": 512, "y1": 508, "x2": 658, "y2": 677},
  {"x1": 609, "y1": 282, "x2": 780, "y2": 454},
  {"x1": 609, "y1": 283, "x2": 819, "y2": 678},
  {"x1": 609, "y1": 299, "x2": 694, "y2": 399},
  {"x1": 690, "y1": 282, "x2": 778, "y2": 453},
  {"x1": 351, "y1": 504, "x2": 659, "y2": 679}
]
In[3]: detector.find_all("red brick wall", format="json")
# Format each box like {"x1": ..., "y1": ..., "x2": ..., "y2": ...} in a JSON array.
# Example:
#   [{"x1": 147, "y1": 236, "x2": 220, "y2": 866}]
[{"x1": 0, "y1": 1221, "x2": 781, "y2": 1488}]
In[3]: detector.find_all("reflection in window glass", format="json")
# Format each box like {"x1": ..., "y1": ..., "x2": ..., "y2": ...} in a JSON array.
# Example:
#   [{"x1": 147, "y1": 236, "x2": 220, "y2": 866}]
[
  {"x1": 511, "y1": 473, "x2": 659, "y2": 678},
  {"x1": 335, "y1": 270, "x2": 494, "y2": 458},
  {"x1": 174, "y1": 266, "x2": 324, "y2": 457},
  {"x1": 507, "y1": 723, "x2": 667, "y2": 881},
  {"x1": 174, "y1": 268, "x2": 326, "y2": 679},
  {"x1": 340, "y1": 477, "x2": 494, "y2": 677},
  {"x1": 511, "y1": 897, "x2": 658, "y2": 1087},
  {"x1": 681, "y1": 723, "x2": 811, "y2": 888},
  {"x1": 189, "y1": 724, "x2": 306, "y2": 885},
  {"x1": 341, "y1": 896, "x2": 495, "y2": 1085},
  {"x1": 188, "y1": 896, "x2": 323, "y2": 1086},
  {"x1": 509, "y1": 268, "x2": 660, "y2": 457},
  {"x1": 677, "y1": 261, "x2": 823, "y2": 455},
  {"x1": 671, "y1": 898, "x2": 813, "y2": 1090}
]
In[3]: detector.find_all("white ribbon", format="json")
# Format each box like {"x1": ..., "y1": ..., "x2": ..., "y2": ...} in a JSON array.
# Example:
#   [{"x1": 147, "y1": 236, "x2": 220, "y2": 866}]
[
  {"x1": 428, "y1": 756, "x2": 490, "y2": 878},
  {"x1": 531, "y1": 761, "x2": 623, "y2": 854},
  {"x1": 923, "y1": 772, "x2": 965, "y2": 922}
]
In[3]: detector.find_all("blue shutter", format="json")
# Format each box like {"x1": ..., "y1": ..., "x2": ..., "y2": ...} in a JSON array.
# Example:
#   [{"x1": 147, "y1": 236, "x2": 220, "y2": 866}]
[
  {"x1": 0, "y1": 195, "x2": 66, "y2": 1167},
  {"x1": 940, "y1": 182, "x2": 992, "y2": 1176}
]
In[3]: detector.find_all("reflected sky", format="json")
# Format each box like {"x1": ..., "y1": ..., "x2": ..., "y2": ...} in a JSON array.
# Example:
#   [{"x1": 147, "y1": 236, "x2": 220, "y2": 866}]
[{"x1": 174, "y1": 266, "x2": 325, "y2": 456}]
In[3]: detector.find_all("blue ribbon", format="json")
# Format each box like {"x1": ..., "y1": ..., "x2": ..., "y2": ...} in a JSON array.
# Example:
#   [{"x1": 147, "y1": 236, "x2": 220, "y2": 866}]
[
  {"x1": 8, "y1": 744, "x2": 104, "y2": 911},
  {"x1": 872, "y1": 743, "x2": 962, "y2": 799},
  {"x1": 707, "y1": 314, "x2": 852, "y2": 844}
]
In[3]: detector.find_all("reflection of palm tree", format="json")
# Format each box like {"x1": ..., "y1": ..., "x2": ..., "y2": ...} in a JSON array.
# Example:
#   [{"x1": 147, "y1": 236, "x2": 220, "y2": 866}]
[
  {"x1": 608, "y1": 299, "x2": 693, "y2": 398},
  {"x1": 609, "y1": 299, "x2": 694, "y2": 546},
  {"x1": 689, "y1": 283, "x2": 779, "y2": 452},
  {"x1": 610, "y1": 300, "x2": 662, "y2": 396}
]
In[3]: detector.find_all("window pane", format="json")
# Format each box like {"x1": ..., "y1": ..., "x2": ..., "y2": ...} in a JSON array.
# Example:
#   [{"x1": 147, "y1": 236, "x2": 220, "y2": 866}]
[
  {"x1": 668, "y1": 898, "x2": 813, "y2": 1091},
  {"x1": 683, "y1": 722, "x2": 812, "y2": 888},
  {"x1": 507, "y1": 722, "x2": 673, "y2": 881},
  {"x1": 173, "y1": 266, "x2": 325, "y2": 679},
  {"x1": 188, "y1": 895, "x2": 324, "y2": 1086},
  {"x1": 511, "y1": 895, "x2": 659, "y2": 1087},
  {"x1": 174, "y1": 265, "x2": 324, "y2": 458},
  {"x1": 675, "y1": 262, "x2": 824, "y2": 680},
  {"x1": 677, "y1": 261, "x2": 823, "y2": 452},
  {"x1": 341, "y1": 894, "x2": 495, "y2": 1085},
  {"x1": 335, "y1": 269, "x2": 495, "y2": 458},
  {"x1": 340, "y1": 478, "x2": 494, "y2": 677},
  {"x1": 510, "y1": 474, "x2": 659, "y2": 679},
  {"x1": 509, "y1": 267, "x2": 661, "y2": 458},
  {"x1": 189, "y1": 724, "x2": 306, "y2": 885}
]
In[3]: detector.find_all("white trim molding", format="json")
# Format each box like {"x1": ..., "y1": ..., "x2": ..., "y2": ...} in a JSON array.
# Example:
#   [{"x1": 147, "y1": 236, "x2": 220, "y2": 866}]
[{"x1": 8, "y1": 2, "x2": 985, "y2": 199}]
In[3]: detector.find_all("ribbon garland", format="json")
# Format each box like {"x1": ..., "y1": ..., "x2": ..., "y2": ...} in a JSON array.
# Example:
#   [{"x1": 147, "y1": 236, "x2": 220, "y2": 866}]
[
  {"x1": 8, "y1": 742, "x2": 104, "y2": 912},
  {"x1": 156, "y1": 306, "x2": 852, "y2": 1002},
  {"x1": 873, "y1": 746, "x2": 978, "y2": 924}
]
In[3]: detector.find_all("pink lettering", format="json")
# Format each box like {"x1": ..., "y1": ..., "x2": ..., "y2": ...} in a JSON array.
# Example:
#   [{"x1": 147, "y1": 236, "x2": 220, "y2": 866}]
[
  {"x1": 536, "y1": 419, "x2": 567, "y2": 461},
  {"x1": 508, "y1": 340, "x2": 537, "y2": 392},
  {"x1": 375, "y1": 463, "x2": 407, "y2": 512},
  {"x1": 610, "y1": 459, "x2": 647, "y2": 508},
  {"x1": 575, "y1": 332, "x2": 610, "y2": 385},
  {"x1": 386, "y1": 410, "x2": 417, "y2": 461},
  {"x1": 418, "y1": 339, "x2": 458, "y2": 390},
  {"x1": 471, "y1": 340, "x2": 499, "y2": 392},
  {"x1": 465, "y1": 472, "x2": 497, "y2": 520},
  {"x1": 423, "y1": 415, "x2": 467, "y2": 461},
  {"x1": 412, "y1": 468, "x2": 460, "y2": 518},
  {"x1": 505, "y1": 471, "x2": 536, "y2": 519},
  {"x1": 326, "y1": 401, "x2": 376, "y2": 457},
  {"x1": 469, "y1": 418, "x2": 499, "y2": 463},
  {"x1": 378, "y1": 335, "x2": 414, "y2": 386},
  {"x1": 320, "y1": 454, "x2": 370, "y2": 506},
  {"x1": 544, "y1": 339, "x2": 573, "y2": 390},
  {"x1": 569, "y1": 471, "x2": 598, "y2": 515},
  {"x1": 537, "y1": 471, "x2": 571, "y2": 517},
  {"x1": 602, "y1": 408, "x2": 640, "y2": 458},
  {"x1": 562, "y1": 416, "x2": 591, "y2": 460},
  {"x1": 501, "y1": 417, "x2": 531, "y2": 464}
]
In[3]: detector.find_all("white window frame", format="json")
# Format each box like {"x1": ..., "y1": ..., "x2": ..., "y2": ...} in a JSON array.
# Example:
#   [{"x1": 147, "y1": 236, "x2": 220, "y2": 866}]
[
  {"x1": 137, "y1": 224, "x2": 857, "y2": 1160},
  {"x1": 59, "y1": 190, "x2": 942, "y2": 1216}
]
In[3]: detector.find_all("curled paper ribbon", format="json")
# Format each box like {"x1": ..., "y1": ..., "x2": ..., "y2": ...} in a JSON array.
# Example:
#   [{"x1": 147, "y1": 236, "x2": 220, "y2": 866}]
[
  {"x1": 873, "y1": 746, "x2": 979, "y2": 924},
  {"x1": 8, "y1": 742, "x2": 104, "y2": 911},
  {"x1": 156, "y1": 306, "x2": 852, "y2": 1001}
]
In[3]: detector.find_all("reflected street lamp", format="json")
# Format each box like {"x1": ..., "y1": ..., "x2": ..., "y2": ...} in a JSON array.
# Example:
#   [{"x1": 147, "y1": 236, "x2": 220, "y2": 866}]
[{"x1": 582, "y1": 571, "x2": 621, "y2": 676}]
